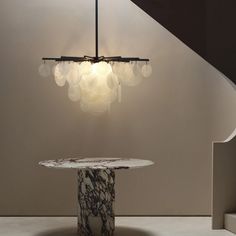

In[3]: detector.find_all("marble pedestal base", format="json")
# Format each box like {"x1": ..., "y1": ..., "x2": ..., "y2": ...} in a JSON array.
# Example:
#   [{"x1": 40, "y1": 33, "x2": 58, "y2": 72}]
[
  {"x1": 77, "y1": 169, "x2": 115, "y2": 236},
  {"x1": 39, "y1": 157, "x2": 154, "y2": 235}
]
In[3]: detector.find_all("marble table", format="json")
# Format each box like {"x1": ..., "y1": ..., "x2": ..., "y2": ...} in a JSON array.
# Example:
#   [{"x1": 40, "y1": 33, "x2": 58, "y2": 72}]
[{"x1": 39, "y1": 157, "x2": 154, "y2": 235}]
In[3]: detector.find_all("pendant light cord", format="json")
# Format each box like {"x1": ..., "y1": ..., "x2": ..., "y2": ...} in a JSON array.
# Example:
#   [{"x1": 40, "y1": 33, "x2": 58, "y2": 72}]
[{"x1": 95, "y1": 0, "x2": 99, "y2": 59}]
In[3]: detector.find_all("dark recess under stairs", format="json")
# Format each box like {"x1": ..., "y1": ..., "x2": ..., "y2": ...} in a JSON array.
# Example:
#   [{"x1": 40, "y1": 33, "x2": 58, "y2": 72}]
[{"x1": 131, "y1": 0, "x2": 236, "y2": 84}]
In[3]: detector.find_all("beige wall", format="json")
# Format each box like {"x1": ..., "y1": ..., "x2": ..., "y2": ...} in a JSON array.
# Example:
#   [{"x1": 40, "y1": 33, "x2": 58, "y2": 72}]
[{"x1": 0, "y1": 0, "x2": 235, "y2": 216}]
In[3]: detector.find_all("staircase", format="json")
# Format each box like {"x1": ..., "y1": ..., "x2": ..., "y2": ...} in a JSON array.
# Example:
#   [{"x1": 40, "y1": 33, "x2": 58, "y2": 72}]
[
  {"x1": 212, "y1": 128, "x2": 236, "y2": 230},
  {"x1": 225, "y1": 214, "x2": 236, "y2": 234},
  {"x1": 131, "y1": 0, "x2": 236, "y2": 84}
]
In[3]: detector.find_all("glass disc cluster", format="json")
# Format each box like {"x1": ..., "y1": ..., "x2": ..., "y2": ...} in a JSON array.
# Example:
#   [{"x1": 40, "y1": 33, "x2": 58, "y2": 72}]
[{"x1": 39, "y1": 61, "x2": 152, "y2": 115}]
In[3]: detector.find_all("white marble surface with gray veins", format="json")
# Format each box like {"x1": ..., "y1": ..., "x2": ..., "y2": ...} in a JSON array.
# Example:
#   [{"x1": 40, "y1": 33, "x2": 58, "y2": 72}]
[
  {"x1": 77, "y1": 169, "x2": 115, "y2": 235},
  {"x1": 39, "y1": 157, "x2": 154, "y2": 235},
  {"x1": 39, "y1": 157, "x2": 154, "y2": 170}
]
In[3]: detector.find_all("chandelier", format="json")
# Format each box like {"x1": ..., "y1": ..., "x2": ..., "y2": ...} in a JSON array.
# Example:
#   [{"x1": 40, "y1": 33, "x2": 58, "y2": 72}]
[{"x1": 38, "y1": 0, "x2": 152, "y2": 115}]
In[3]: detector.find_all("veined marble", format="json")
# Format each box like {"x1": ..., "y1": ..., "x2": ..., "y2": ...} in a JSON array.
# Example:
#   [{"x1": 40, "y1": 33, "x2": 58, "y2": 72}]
[
  {"x1": 39, "y1": 157, "x2": 154, "y2": 235},
  {"x1": 39, "y1": 157, "x2": 154, "y2": 170},
  {"x1": 77, "y1": 169, "x2": 115, "y2": 236}
]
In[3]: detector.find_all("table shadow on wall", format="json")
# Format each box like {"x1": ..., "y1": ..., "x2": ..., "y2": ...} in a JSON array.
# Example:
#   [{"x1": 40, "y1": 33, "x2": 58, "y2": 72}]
[{"x1": 35, "y1": 226, "x2": 156, "y2": 236}]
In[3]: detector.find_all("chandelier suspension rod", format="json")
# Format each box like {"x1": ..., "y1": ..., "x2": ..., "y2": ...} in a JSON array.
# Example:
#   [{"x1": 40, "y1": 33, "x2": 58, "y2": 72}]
[
  {"x1": 41, "y1": 0, "x2": 150, "y2": 63},
  {"x1": 95, "y1": 0, "x2": 99, "y2": 59}
]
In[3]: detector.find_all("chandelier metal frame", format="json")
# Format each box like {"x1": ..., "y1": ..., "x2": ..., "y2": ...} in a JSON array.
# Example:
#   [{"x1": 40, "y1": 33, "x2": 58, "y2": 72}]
[{"x1": 42, "y1": 0, "x2": 150, "y2": 64}]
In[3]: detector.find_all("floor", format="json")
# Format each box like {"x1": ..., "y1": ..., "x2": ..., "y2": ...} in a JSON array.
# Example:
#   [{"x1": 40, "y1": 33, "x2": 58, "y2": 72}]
[{"x1": 0, "y1": 217, "x2": 234, "y2": 236}]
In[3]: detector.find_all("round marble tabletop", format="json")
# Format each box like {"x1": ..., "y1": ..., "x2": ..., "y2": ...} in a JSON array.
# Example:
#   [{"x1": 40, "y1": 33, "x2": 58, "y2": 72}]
[{"x1": 39, "y1": 157, "x2": 154, "y2": 170}]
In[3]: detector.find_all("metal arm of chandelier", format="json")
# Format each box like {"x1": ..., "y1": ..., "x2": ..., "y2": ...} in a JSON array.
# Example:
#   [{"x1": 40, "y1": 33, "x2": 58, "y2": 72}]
[{"x1": 41, "y1": 0, "x2": 149, "y2": 64}]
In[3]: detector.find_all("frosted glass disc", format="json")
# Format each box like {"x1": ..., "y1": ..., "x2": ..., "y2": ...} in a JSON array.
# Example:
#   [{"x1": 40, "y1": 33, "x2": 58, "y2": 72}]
[
  {"x1": 131, "y1": 63, "x2": 143, "y2": 86},
  {"x1": 68, "y1": 85, "x2": 81, "y2": 102},
  {"x1": 66, "y1": 63, "x2": 81, "y2": 86},
  {"x1": 118, "y1": 63, "x2": 142, "y2": 87},
  {"x1": 80, "y1": 61, "x2": 92, "y2": 76},
  {"x1": 85, "y1": 74, "x2": 98, "y2": 90},
  {"x1": 106, "y1": 72, "x2": 119, "y2": 90},
  {"x1": 54, "y1": 64, "x2": 66, "y2": 87},
  {"x1": 55, "y1": 75, "x2": 66, "y2": 87},
  {"x1": 59, "y1": 62, "x2": 70, "y2": 77},
  {"x1": 38, "y1": 64, "x2": 51, "y2": 77},
  {"x1": 92, "y1": 62, "x2": 112, "y2": 76},
  {"x1": 142, "y1": 64, "x2": 152, "y2": 78}
]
